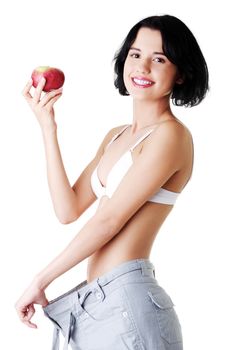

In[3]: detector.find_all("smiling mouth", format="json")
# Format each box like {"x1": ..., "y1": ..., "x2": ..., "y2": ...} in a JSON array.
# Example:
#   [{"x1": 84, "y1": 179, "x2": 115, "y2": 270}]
[{"x1": 131, "y1": 77, "x2": 155, "y2": 88}]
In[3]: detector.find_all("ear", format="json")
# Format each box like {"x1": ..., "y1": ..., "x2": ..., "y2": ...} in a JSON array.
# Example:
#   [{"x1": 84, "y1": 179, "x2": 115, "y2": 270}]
[{"x1": 175, "y1": 77, "x2": 184, "y2": 85}]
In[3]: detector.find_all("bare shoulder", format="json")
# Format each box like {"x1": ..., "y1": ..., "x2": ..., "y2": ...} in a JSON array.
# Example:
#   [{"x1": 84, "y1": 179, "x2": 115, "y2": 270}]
[
  {"x1": 140, "y1": 118, "x2": 194, "y2": 177},
  {"x1": 94, "y1": 123, "x2": 129, "y2": 159},
  {"x1": 102, "y1": 124, "x2": 128, "y2": 152},
  {"x1": 148, "y1": 118, "x2": 193, "y2": 147},
  {"x1": 104, "y1": 124, "x2": 129, "y2": 144},
  {"x1": 167, "y1": 117, "x2": 193, "y2": 140}
]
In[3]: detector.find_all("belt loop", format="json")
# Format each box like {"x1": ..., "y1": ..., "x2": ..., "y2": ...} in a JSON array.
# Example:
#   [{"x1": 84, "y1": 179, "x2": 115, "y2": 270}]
[{"x1": 140, "y1": 259, "x2": 152, "y2": 277}]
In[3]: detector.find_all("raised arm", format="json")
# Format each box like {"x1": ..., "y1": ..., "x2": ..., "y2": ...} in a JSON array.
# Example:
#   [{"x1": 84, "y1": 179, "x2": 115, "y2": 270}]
[
  {"x1": 22, "y1": 77, "x2": 118, "y2": 224},
  {"x1": 41, "y1": 124, "x2": 114, "y2": 224}
]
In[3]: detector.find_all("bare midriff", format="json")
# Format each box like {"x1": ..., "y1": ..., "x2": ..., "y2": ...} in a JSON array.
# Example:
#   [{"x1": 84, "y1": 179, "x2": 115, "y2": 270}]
[{"x1": 87, "y1": 197, "x2": 173, "y2": 283}]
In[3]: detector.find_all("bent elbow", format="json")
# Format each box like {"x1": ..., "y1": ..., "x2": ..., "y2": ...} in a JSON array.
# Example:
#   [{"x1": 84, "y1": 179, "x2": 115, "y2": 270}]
[
  {"x1": 57, "y1": 212, "x2": 80, "y2": 225},
  {"x1": 59, "y1": 217, "x2": 72, "y2": 225}
]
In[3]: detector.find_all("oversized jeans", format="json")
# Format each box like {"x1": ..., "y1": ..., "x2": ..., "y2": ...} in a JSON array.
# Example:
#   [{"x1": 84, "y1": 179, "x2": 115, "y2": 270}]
[{"x1": 42, "y1": 258, "x2": 183, "y2": 349}]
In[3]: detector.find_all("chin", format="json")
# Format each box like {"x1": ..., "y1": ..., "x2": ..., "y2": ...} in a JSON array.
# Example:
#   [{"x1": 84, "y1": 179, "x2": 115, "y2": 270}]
[{"x1": 130, "y1": 90, "x2": 155, "y2": 100}]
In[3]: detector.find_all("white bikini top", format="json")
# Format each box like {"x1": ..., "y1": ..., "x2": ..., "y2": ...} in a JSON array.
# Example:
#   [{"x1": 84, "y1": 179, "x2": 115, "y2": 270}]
[{"x1": 91, "y1": 124, "x2": 180, "y2": 205}]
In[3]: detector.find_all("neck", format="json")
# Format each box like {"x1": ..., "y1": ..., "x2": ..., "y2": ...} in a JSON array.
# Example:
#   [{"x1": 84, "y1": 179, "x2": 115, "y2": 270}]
[{"x1": 130, "y1": 98, "x2": 174, "y2": 135}]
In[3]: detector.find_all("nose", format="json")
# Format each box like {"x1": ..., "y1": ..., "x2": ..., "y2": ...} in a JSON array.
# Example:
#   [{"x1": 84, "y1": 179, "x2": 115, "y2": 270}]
[{"x1": 136, "y1": 59, "x2": 151, "y2": 74}]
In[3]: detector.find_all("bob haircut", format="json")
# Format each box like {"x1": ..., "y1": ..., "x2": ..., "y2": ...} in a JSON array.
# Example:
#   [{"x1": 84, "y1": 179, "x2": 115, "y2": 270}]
[{"x1": 113, "y1": 15, "x2": 209, "y2": 107}]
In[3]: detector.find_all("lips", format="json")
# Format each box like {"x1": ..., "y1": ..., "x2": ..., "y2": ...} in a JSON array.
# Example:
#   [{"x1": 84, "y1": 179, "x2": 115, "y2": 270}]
[{"x1": 131, "y1": 76, "x2": 155, "y2": 88}]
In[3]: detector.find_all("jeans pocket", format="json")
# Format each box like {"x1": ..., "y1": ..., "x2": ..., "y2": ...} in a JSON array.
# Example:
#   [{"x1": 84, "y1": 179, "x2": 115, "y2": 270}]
[
  {"x1": 79, "y1": 287, "x2": 136, "y2": 338},
  {"x1": 148, "y1": 287, "x2": 183, "y2": 344}
]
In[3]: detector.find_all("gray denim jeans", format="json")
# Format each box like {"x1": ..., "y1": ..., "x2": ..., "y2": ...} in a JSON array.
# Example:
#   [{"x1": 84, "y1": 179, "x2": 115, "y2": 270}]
[{"x1": 42, "y1": 258, "x2": 183, "y2": 350}]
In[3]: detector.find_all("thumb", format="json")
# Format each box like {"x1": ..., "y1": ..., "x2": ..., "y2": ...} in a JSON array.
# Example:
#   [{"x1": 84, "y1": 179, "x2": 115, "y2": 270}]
[
  {"x1": 46, "y1": 93, "x2": 62, "y2": 110},
  {"x1": 41, "y1": 297, "x2": 49, "y2": 307},
  {"x1": 38, "y1": 293, "x2": 49, "y2": 307}
]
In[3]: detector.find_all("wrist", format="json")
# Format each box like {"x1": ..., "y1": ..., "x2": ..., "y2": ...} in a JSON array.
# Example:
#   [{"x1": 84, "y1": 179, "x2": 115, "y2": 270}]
[
  {"x1": 33, "y1": 272, "x2": 52, "y2": 291},
  {"x1": 41, "y1": 124, "x2": 57, "y2": 138}
]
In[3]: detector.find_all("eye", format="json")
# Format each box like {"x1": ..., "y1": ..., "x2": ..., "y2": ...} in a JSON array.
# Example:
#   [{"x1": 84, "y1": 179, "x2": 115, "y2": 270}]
[
  {"x1": 153, "y1": 57, "x2": 165, "y2": 63},
  {"x1": 129, "y1": 53, "x2": 140, "y2": 58}
]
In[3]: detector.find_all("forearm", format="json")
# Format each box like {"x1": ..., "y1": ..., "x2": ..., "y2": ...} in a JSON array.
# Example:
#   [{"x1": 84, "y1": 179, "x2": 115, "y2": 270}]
[
  {"x1": 35, "y1": 213, "x2": 115, "y2": 290},
  {"x1": 42, "y1": 128, "x2": 78, "y2": 223}
]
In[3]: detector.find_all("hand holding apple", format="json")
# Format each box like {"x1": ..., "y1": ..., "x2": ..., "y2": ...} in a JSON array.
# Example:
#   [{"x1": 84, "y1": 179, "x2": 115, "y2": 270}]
[
  {"x1": 31, "y1": 66, "x2": 65, "y2": 92},
  {"x1": 22, "y1": 69, "x2": 64, "y2": 132}
]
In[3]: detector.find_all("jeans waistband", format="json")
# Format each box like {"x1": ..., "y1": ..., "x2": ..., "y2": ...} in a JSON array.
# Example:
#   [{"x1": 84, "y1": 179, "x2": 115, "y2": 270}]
[
  {"x1": 98, "y1": 258, "x2": 155, "y2": 285},
  {"x1": 44, "y1": 258, "x2": 156, "y2": 312},
  {"x1": 80, "y1": 258, "x2": 155, "y2": 295},
  {"x1": 74, "y1": 258, "x2": 155, "y2": 308}
]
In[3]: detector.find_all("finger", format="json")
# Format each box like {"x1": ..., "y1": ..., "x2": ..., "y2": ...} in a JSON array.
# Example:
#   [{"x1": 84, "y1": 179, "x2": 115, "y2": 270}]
[
  {"x1": 44, "y1": 92, "x2": 63, "y2": 110},
  {"x1": 25, "y1": 304, "x2": 37, "y2": 328},
  {"x1": 41, "y1": 297, "x2": 49, "y2": 307},
  {"x1": 22, "y1": 79, "x2": 33, "y2": 101},
  {"x1": 16, "y1": 304, "x2": 28, "y2": 321},
  {"x1": 23, "y1": 320, "x2": 37, "y2": 329},
  {"x1": 39, "y1": 88, "x2": 63, "y2": 107},
  {"x1": 18, "y1": 304, "x2": 37, "y2": 328},
  {"x1": 26, "y1": 303, "x2": 35, "y2": 320},
  {"x1": 33, "y1": 77, "x2": 46, "y2": 104}
]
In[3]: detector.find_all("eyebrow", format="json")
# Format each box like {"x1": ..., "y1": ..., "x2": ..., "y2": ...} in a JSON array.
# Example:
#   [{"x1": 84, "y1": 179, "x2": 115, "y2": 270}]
[{"x1": 129, "y1": 47, "x2": 167, "y2": 56}]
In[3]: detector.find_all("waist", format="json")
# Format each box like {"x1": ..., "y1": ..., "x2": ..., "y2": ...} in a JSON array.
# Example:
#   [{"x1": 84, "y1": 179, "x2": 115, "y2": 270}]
[{"x1": 43, "y1": 258, "x2": 157, "y2": 313}]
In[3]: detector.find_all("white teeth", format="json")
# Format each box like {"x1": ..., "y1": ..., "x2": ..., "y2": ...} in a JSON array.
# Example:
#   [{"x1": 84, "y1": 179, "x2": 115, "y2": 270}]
[{"x1": 133, "y1": 78, "x2": 153, "y2": 86}]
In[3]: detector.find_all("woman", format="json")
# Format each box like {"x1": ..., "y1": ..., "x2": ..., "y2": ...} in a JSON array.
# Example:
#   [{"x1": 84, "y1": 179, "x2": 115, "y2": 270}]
[{"x1": 15, "y1": 14, "x2": 208, "y2": 350}]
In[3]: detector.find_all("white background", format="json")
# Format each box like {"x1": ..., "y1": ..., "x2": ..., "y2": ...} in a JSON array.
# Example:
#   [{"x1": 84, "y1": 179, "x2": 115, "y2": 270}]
[{"x1": 0, "y1": 0, "x2": 232, "y2": 349}]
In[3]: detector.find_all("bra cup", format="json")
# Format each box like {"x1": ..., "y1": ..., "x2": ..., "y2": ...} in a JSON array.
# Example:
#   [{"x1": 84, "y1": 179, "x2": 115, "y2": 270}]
[
  {"x1": 90, "y1": 168, "x2": 102, "y2": 198},
  {"x1": 106, "y1": 154, "x2": 179, "y2": 204},
  {"x1": 106, "y1": 152, "x2": 133, "y2": 198},
  {"x1": 91, "y1": 151, "x2": 179, "y2": 204}
]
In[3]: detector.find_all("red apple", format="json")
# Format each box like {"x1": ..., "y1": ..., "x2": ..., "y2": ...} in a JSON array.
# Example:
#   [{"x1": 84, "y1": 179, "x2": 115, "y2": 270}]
[{"x1": 31, "y1": 66, "x2": 65, "y2": 92}]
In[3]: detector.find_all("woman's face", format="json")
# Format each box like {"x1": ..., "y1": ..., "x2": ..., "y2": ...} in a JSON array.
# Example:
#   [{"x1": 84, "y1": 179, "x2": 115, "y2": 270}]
[{"x1": 123, "y1": 27, "x2": 182, "y2": 101}]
